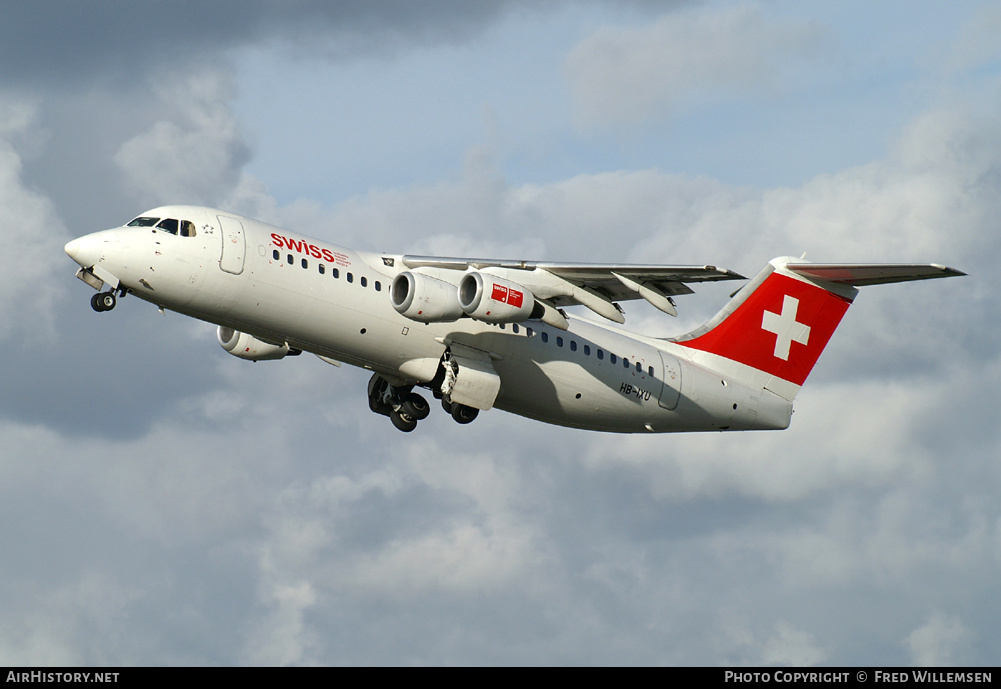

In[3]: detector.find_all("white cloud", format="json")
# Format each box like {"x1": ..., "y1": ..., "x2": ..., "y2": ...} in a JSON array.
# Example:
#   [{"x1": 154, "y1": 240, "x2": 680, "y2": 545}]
[
  {"x1": 114, "y1": 69, "x2": 254, "y2": 208},
  {"x1": 0, "y1": 101, "x2": 68, "y2": 341},
  {"x1": 577, "y1": 377, "x2": 939, "y2": 504},
  {"x1": 242, "y1": 580, "x2": 318, "y2": 666},
  {"x1": 563, "y1": 4, "x2": 822, "y2": 128},
  {"x1": 904, "y1": 612, "x2": 975, "y2": 666},
  {"x1": 761, "y1": 621, "x2": 826, "y2": 666},
  {"x1": 0, "y1": 570, "x2": 146, "y2": 666}
]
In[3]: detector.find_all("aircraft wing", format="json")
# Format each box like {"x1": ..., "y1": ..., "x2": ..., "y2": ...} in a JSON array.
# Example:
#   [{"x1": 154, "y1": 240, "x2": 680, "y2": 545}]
[{"x1": 401, "y1": 255, "x2": 745, "y2": 321}]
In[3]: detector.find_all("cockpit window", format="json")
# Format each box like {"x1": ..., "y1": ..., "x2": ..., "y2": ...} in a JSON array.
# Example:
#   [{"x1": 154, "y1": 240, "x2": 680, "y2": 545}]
[
  {"x1": 127, "y1": 217, "x2": 160, "y2": 227},
  {"x1": 156, "y1": 218, "x2": 179, "y2": 235},
  {"x1": 180, "y1": 220, "x2": 196, "y2": 237}
]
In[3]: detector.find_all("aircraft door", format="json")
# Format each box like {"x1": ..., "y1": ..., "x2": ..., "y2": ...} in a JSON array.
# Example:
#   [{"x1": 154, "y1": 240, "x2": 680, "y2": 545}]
[
  {"x1": 218, "y1": 215, "x2": 246, "y2": 275},
  {"x1": 657, "y1": 350, "x2": 682, "y2": 410}
]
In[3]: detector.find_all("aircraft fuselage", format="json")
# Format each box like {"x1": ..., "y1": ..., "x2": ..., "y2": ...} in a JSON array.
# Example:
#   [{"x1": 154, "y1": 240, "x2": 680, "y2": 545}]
[{"x1": 65, "y1": 206, "x2": 793, "y2": 433}]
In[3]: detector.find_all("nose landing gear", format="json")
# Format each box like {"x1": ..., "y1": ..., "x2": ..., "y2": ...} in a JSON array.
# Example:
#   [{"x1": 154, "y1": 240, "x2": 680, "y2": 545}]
[
  {"x1": 89, "y1": 286, "x2": 128, "y2": 312},
  {"x1": 90, "y1": 291, "x2": 117, "y2": 312}
]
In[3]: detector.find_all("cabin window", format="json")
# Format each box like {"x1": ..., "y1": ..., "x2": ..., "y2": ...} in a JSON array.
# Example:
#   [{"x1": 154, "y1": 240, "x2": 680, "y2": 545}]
[
  {"x1": 610, "y1": 353, "x2": 617, "y2": 364},
  {"x1": 156, "y1": 218, "x2": 179, "y2": 235},
  {"x1": 127, "y1": 216, "x2": 159, "y2": 227},
  {"x1": 623, "y1": 358, "x2": 630, "y2": 369},
  {"x1": 347, "y1": 272, "x2": 353, "y2": 283},
  {"x1": 319, "y1": 264, "x2": 325, "y2": 275},
  {"x1": 512, "y1": 324, "x2": 519, "y2": 334},
  {"x1": 636, "y1": 361, "x2": 642, "y2": 372},
  {"x1": 375, "y1": 281, "x2": 382, "y2": 292},
  {"x1": 301, "y1": 258, "x2": 308, "y2": 269},
  {"x1": 287, "y1": 254, "x2": 293, "y2": 265},
  {"x1": 648, "y1": 366, "x2": 654, "y2": 376},
  {"x1": 583, "y1": 345, "x2": 590, "y2": 356},
  {"x1": 556, "y1": 336, "x2": 563, "y2": 348},
  {"x1": 361, "y1": 276, "x2": 368, "y2": 287},
  {"x1": 570, "y1": 341, "x2": 577, "y2": 352},
  {"x1": 526, "y1": 327, "x2": 533, "y2": 338},
  {"x1": 333, "y1": 268, "x2": 339, "y2": 279},
  {"x1": 273, "y1": 249, "x2": 280, "y2": 260},
  {"x1": 597, "y1": 349, "x2": 604, "y2": 360},
  {"x1": 541, "y1": 332, "x2": 549, "y2": 343}
]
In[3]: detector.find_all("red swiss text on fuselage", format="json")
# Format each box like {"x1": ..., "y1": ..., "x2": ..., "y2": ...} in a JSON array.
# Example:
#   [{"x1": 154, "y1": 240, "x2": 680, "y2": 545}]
[{"x1": 271, "y1": 233, "x2": 351, "y2": 266}]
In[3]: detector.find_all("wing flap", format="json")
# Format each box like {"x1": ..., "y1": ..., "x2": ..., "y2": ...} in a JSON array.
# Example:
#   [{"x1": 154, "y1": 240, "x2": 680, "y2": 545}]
[{"x1": 613, "y1": 271, "x2": 678, "y2": 316}]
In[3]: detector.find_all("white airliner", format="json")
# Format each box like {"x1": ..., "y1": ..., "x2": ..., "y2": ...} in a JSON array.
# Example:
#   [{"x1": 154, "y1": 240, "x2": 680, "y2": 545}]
[{"x1": 64, "y1": 206, "x2": 964, "y2": 433}]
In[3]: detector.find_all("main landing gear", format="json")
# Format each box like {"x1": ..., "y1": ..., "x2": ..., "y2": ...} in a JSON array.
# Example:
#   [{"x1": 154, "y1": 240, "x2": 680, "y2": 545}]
[
  {"x1": 439, "y1": 397, "x2": 479, "y2": 425},
  {"x1": 367, "y1": 374, "x2": 431, "y2": 433},
  {"x1": 367, "y1": 372, "x2": 479, "y2": 432}
]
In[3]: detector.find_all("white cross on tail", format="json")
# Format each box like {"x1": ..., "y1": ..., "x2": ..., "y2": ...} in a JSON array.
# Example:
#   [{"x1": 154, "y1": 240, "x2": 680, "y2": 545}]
[{"x1": 761, "y1": 295, "x2": 810, "y2": 361}]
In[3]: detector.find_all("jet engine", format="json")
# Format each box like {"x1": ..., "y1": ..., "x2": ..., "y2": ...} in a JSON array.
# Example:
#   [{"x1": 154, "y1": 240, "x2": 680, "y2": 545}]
[
  {"x1": 217, "y1": 326, "x2": 290, "y2": 361},
  {"x1": 390, "y1": 271, "x2": 464, "y2": 323},
  {"x1": 458, "y1": 272, "x2": 536, "y2": 324}
]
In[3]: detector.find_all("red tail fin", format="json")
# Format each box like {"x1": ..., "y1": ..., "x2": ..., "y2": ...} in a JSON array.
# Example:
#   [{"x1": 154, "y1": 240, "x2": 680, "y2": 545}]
[
  {"x1": 674, "y1": 257, "x2": 964, "y2": 388},
  {"x1": 676, "y1": 262, "x2": 854, "y2": 386},
  {"x1": 671, "y1": 257, "x2": 963, "y2": 403}
]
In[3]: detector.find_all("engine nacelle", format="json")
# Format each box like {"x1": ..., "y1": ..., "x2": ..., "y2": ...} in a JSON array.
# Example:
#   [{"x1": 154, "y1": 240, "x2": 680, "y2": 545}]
[
  {"x1": 390, "y1": 271, "x2": 464, "y2": 323},
  {"x1": 458, "y1": 272, "x2": 536, "y2": 324},
  {"x1": 217, "y1": 326, "x2": 290, "y2": 361}
]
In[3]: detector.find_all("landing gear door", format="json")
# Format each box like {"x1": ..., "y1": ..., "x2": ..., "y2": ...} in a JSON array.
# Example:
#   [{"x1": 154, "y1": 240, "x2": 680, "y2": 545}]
[
  {"x1": 657, "y1": 350, "x2": 682, "y2": 410},
  {"x1": 442, "y1": 343, "x2": 501, "y2": 411},
  {"x1": 218, "y1": 215, "x2": 246, "y2": 275}
]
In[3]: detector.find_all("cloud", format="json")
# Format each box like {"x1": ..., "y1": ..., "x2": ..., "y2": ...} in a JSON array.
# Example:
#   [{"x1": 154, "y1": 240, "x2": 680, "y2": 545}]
[
  {"x1": 904, "y1": 612, "x2": 976, "y2": 666},
  {"x1": 564, "y1": 4, "x2": 822, "y2": 128},
  {"x1": 0, "y1": 1, "x2": 554, "y2": 86},
  {"x1": 242, "y1": 580, "x2": 319, "y2": 666},
  {"x1": 114, "y1": 69, "x2": 253, "y2": 208},
  {"x1": 0, "y1": 101, "x2": 68, "y2": 341},
  {"x1": 761, "y1": 622, "x2": 826, "y2": 666}
]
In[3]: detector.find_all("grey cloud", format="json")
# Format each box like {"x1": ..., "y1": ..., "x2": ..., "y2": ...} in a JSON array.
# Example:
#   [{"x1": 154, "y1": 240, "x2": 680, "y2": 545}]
[
  {"x1": 2, "y1": 1, "x2": 677, "y2": 86},
  {"x1": 0, "y1": 2, "x2": 497, "y2": 84}
]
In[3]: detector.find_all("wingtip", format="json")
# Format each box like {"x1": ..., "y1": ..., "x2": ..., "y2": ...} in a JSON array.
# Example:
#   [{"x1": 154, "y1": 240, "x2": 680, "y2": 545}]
[{"x1": 931, "y1": 264, "x2": 968, "y2": 278}]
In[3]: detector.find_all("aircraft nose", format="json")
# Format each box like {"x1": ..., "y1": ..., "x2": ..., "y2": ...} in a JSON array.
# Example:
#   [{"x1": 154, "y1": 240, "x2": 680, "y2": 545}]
[
  {"x1": 64, "y1": 237, "x2": 88, "y2": 263},
  {"x1": 64, "y1": 230, "x2": 119, "y2": 267}
]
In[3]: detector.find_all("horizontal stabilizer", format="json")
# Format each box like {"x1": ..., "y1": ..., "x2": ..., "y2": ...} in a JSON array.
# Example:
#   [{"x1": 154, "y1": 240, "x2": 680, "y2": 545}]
[{"x1": 786, "y1": 263, "x2": 966, "y2": 286}]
